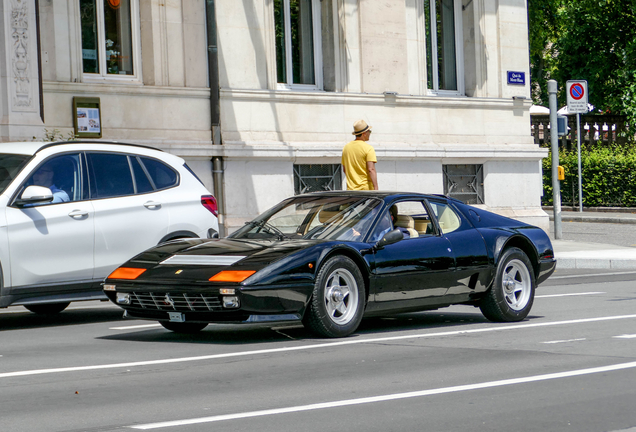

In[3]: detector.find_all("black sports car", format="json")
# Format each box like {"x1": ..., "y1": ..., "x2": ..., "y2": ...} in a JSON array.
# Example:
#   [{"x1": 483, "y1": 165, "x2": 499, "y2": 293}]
[{"x1": 104, "y1": 192, "x2": 556, "y2": 337}]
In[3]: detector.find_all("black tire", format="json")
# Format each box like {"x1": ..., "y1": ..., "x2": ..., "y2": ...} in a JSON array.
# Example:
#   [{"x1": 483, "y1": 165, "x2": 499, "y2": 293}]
[
  {"x1": 24, "y1": 302, "x2": 70, "y2": 315},
  {"x1": 303, "y1": 255, "x2": 365, "y2": 338},
  {"x1": 160, "y1": 321, "x2": 208, "y2": 333},
  {"x1": 480, "y1": 247, "x2": 535, "y2": 322}
]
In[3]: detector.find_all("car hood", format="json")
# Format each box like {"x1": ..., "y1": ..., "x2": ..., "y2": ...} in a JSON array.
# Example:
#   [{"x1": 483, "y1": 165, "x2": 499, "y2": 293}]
[{"x1": 126, "y1": 237, "x2": 324, "y2": 283}]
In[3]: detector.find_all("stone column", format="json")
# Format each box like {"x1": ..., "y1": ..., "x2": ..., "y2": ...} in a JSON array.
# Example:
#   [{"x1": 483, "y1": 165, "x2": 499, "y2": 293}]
[{"x1": 0, "y1": 0, "x2": 44, "y2": 141}]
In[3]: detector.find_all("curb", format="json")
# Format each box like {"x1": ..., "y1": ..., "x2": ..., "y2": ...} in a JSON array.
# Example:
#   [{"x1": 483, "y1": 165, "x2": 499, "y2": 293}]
[
  {"x1": 543, "y1": 206, "x2": 636, "y2": 214},
  {"x1": 548, "y1": 215, "x2": 636, "y2": 224},
  {"x1": 555, "y1": 257, "x2": 636, "y2": 270}
]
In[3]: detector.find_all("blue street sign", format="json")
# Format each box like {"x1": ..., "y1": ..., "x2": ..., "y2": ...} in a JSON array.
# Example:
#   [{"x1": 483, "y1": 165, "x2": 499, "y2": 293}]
[{"x1": 507, "y1": 71, "x2": 525, "y2": 85}]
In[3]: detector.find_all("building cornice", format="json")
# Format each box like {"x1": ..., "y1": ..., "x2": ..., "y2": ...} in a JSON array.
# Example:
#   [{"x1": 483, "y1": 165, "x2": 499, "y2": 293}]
[
  {"x1": 43, "y1": 81, "x2": 211, "y2": 99},
  {"x1": 220, "y1": 88, "x2": 532, "y2": 111}
]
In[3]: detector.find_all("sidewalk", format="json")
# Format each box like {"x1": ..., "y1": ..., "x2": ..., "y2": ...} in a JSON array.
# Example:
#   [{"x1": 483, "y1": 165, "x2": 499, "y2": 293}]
[{"x1": 545, "y1": 209, "x2": 636, "y2": 269}]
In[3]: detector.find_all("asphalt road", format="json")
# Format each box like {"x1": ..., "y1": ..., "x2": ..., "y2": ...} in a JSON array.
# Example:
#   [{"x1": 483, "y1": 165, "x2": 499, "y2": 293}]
[
  {"x1": 549, "y1": 220, "x2": 636, "y2": 248},
  {"x1": 1, "y1": 270, "x2": 636, "y2": 432}
]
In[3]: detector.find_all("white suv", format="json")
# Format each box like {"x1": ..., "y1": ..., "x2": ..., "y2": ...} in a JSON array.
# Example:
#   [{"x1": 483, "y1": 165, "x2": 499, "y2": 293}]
[{"x1": 0, "y1": 141, "x2": 219, "y2": 314}]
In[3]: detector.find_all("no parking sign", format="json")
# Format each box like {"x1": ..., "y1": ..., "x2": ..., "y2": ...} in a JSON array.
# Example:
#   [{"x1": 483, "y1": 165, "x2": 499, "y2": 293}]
[{"x1": 566, "y1": 80, "x2": 588, "y2": 113}]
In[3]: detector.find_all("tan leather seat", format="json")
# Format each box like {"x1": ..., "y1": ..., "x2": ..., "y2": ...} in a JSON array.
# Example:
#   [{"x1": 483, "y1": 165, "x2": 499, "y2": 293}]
[
  {"x1": 413, "y1": 219, "x2": 431, "y2": 234},
  {"x1": 395, "y1": 214, "x2": 419, "y2": 238}
]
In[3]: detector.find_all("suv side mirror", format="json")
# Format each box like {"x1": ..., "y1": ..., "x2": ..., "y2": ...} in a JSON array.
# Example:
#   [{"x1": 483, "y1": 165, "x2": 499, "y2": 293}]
[{"x1": 15, "y1": 185, "x2": 54, "y2": 206}]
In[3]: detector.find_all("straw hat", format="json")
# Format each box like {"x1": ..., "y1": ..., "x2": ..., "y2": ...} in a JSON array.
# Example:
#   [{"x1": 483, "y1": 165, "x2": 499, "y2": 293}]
[{"x1": 352, "y1": 119, "x2": 372, "y2": 135}]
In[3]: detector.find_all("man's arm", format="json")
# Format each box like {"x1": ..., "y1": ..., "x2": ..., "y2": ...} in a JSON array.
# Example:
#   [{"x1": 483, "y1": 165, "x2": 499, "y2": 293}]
[{"x1": 366, "y1": 161, "x2": 378, "y2": 190}]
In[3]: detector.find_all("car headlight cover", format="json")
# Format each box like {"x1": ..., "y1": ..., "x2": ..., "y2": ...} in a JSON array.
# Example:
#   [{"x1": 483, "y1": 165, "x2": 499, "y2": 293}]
[
  {"x1": 209, "y1": 270, "x2": 256, "y2": 283},
  {"x1": 108, "y1": 267, "x2": 147, "y2": 280}
]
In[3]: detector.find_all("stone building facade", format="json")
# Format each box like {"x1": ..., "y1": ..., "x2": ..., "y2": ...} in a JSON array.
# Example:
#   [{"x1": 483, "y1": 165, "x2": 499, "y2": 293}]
[{"x1": 0, "y1": 0, "x2": 548, "y2": 234}]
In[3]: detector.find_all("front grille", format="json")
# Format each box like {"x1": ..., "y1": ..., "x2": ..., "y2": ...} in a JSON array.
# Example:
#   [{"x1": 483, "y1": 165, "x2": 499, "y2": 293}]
[{"x1": 130, "y1": 292, "x2": 223, "y2": 312}]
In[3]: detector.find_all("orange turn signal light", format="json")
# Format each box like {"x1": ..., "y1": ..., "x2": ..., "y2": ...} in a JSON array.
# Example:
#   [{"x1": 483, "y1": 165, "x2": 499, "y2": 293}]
[
  {"x1": 209, "y1": 270, "x2": 256, "y2": 283},
  {"x1": 108, "y1": 267, "x2": 147, "y2": 280}
]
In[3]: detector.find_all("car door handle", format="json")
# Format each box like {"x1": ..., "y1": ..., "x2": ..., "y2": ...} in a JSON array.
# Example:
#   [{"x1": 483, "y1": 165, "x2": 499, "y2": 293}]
[
  {"x1": 68, "y1": 210, "x2": 89, "y2": 219},
  {"x1": 144, "y1": 201, "x2": 162, "y2": 209}
]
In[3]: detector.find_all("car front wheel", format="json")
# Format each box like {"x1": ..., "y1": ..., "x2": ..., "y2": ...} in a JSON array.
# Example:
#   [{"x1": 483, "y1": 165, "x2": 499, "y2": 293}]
[
  {"x1": 160, "y1": 321, "x2": 208, "y2": 333},
  {"x1": 303, "y1": 255, "x2": 365, "y2": 338},
  {"x1": 480, "y1": 247, "x2": 535, "y2": 322}
]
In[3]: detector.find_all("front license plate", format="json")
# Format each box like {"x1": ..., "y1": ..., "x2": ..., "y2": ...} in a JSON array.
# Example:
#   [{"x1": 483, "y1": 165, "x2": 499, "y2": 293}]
[{"x1": 168, "y1": 312, "x2": 185, "y2": 322}]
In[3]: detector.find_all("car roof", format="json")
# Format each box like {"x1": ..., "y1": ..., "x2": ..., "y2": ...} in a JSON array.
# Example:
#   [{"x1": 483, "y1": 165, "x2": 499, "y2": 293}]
[
  {"x1": 0, "y1": 140, "x2": 164, "y2": 156},
  {"x1": 294, "y1": 190, "x2": 454, "y2": 203}
]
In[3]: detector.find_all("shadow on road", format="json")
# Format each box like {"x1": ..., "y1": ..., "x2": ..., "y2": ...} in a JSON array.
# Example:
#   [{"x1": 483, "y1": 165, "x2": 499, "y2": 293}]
[
  {"x1": 96, "y1": 309, "x2": 520, "y2": 345},
  {"x1": 0, "y1": 303, "x2": 124, "y2": 331}
]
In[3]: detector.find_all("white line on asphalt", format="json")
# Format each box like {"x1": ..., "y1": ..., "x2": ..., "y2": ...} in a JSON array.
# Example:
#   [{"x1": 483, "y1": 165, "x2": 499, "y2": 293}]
[
  {"x1": 542, "y1": 338, "x2": 586, "y2": 344},
  {"x1": 614, "y1": 334, "x2": 636, "y2": 339},
  {"x1": 1, "y1": 314, "x2": 636, "y2": 380},
  {"x1": 128, "y1": 360, "x2": 636, "y2": 429},
  {"x1": 536, "y1": 292, "x2": 605, "y2": 298},
  {"x1": 549, "y1": 271, "x2": 636, "y2": 279},
  {"x1": 110, "y1": 324, "x2": 162, "y2": 330}
]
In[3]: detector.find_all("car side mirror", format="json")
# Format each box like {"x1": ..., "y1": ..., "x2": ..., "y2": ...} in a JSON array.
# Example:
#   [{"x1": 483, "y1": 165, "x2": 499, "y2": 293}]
[
  {"x1": 378, "y1": 228, "x2": 404, "y2": 248},
  {"x1": 15, "y1": 185, "x2": 54, "y2": 206}
]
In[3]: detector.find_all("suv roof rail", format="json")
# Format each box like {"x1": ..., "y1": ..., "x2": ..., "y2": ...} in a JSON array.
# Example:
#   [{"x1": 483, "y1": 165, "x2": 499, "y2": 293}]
[{"x1": 36, "y1": 140, "x2": 165, "y2": 154}]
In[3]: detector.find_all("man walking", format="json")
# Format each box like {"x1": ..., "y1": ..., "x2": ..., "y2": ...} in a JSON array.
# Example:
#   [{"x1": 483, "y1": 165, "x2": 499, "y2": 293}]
[{"x1": 341, "y1": 119, "x2": 378, "y2": 190}]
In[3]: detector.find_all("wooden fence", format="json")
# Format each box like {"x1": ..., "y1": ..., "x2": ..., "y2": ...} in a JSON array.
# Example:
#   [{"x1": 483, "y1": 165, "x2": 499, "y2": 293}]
[{"x1": 531, "y1": 114, "x2": 630, "y2": 149}]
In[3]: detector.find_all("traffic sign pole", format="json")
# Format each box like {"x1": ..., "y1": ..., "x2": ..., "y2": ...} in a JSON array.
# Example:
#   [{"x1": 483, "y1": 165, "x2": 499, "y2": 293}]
[
  {"x1": 548, "y1": 80, "x2": 562, "y2": 239},
  {"x1": 577, "y1": 113, "x2": 582, "y2": 212}
]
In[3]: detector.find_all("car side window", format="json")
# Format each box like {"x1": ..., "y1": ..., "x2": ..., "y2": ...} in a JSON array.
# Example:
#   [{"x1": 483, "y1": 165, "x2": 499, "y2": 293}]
[
  {"x1": 87, "y1": 153, "x2": 134, "y2": 199},
  {"x1": 394, "y1": 201, "x2": 434, "y2": 236},
  {"x1": 428, "y1": 201, "x2": 463, "y2": 234},
  {"x1": 369, "y1": 211, "x2": 392, "y2": 242},
  {"x1": 130, "y1": 156, "x2": 154, "y2": 194},
  {"x1": 139, "y1": 157, "x2": 178, "y2": 190},
  {"x1": 21, "y1": 153, "x2": 83, "y2": 205}
]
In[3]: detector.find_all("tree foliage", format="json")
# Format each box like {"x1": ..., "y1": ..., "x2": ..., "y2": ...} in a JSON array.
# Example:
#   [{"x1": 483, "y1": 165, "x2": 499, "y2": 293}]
[{"x1": 529, "y1": 0, "x2": 636, "y2": 123}]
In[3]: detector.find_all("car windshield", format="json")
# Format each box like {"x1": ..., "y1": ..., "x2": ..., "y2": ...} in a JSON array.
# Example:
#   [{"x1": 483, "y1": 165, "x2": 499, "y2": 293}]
[
  {"x1": 230, "y1": 195, "x2": 383, "y2": 242},
  {"x1": 0, "y1": 154, "x2": 31, "y2": 194}
]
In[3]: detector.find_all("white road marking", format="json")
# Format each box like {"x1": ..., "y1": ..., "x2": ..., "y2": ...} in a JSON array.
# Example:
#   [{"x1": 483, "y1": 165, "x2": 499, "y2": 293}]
[
  {"x1": 614, "y1": 334, "x2": 636, "y2": 339},
  {"x1": 1, "y1": 314, "x2": 636, "y2": 380},
  {"x1": 128, "y1": 361, "x2": 636, "y2": 429},
  {"x1": 110, "y1": 324, "x2": 162, "y2": 330},
  {"x1": 536, "y1": 292, "x2": 605, "y2": 298},
  {"x1": 542, "y1": 338, "x2": 586, "y2": 344}
]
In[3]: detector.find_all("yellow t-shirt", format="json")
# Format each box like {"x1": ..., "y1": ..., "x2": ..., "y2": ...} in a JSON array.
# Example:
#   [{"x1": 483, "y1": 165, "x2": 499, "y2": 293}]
[{"x1": 341, "y1": 139, "x2": 377, "y2": 190}]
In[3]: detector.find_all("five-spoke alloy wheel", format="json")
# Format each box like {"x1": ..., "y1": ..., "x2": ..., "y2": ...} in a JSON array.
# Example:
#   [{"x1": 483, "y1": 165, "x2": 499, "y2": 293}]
[
  {"x1": 480, "y1": 247, "x2": 535, "y2": 322},
  {"x1": 303, "y1": 255, "x2": 365, "y2": 337}
]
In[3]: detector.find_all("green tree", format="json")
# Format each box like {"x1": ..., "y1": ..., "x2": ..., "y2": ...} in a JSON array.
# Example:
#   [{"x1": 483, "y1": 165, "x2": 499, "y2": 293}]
[{"x1": 529, "y1": 0, "x2": 636, "y2": 125}]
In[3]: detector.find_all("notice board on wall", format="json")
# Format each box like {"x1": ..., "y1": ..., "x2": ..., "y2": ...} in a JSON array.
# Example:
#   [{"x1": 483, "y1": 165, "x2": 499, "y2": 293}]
[{"x1": 73, "y1": 97, "x2": 102, "y2": 138}]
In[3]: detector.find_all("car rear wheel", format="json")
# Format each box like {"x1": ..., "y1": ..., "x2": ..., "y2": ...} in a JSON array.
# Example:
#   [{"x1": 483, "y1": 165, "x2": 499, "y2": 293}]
[
  {"x1": 160, "y1": 321, "x2": 208, "y2": 333},
  {"x1": 480, "y1": 247, "x2": 535, "y2": 322},
  {"x1": 23, "y1": 302, "x2": 70, "y2": 315},
  {"x1": 303, "y1": 255, "x2": 365, "y2": 338}
]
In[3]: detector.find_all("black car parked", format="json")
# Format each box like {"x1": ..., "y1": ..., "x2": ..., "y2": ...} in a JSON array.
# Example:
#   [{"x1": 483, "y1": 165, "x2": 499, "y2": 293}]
[{"x1": 104, "y1": 192, "x2": 556, "y2": 337}]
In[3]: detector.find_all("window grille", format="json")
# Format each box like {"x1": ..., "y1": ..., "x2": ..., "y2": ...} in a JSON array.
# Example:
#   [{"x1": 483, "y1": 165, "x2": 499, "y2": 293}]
[
  {"x1": 293, "y1": 164, "x2": 342, "y2": 194},
  {"x1": 443, "y1": 164, "x2": 484, "y2": 204}
]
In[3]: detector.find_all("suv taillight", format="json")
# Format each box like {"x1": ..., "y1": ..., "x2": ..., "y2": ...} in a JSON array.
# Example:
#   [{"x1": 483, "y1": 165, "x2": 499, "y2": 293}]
[{"x1": 201, "y1": 195, "x2": 218, "y2": 217}]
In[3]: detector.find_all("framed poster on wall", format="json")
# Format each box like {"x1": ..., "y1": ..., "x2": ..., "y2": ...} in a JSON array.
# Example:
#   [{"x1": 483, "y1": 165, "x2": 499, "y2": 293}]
[{"x1": 73, "y1": 97, "x2": 102, "y2": 138}]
